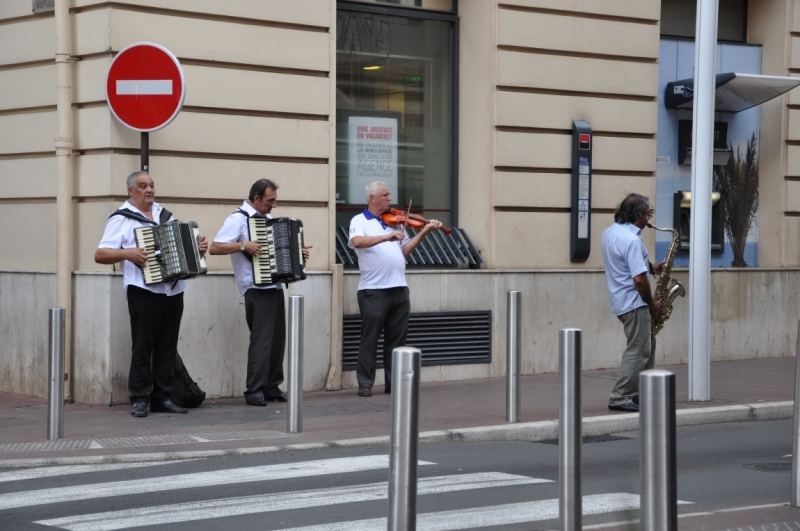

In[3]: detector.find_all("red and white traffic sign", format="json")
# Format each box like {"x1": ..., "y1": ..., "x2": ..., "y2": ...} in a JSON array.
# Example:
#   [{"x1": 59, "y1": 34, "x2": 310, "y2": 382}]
[{"x1": 106, "y1": 42, "x2": 186, "y2": 132}]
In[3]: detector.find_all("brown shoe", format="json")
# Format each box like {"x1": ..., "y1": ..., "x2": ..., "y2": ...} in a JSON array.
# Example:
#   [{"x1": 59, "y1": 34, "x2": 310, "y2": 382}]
[{"x1": 358, "y1": 386, "x2": 372, "y2": 397}]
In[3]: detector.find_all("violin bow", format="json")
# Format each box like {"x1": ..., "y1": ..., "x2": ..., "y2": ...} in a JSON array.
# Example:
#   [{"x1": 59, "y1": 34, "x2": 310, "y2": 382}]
[{"x1": 402, "y1": 198, "x2": 412, "y2": 233}]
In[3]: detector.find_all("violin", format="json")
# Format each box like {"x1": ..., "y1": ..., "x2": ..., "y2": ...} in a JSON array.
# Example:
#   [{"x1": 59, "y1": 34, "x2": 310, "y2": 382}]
[{"x1": 381, "y1": 208, "x2": 452, "y2": 235}]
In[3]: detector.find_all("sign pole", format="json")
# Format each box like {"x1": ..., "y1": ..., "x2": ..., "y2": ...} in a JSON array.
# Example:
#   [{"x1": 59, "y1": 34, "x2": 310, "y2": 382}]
[
  {"x1": 141, "y1": 132, "x2": 149, "y2": 172},
  {"x1": 688, "y1": 0, "x2": 718, "y2": 402}
]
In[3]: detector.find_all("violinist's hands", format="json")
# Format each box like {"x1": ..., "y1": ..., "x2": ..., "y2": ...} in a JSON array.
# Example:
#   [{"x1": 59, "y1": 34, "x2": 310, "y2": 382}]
[
  {"x1": 422, "y1": 219, "x2": 443, "y2": 233},
  {"x1": 385, "y1": 231, "x2": 405, "y2": 242},
  {"x1": 243, "y1": 240, "x2": 262, "y2": 255}
]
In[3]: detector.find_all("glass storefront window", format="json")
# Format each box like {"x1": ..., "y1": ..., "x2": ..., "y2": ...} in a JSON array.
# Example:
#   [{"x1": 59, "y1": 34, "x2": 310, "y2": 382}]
[
  {"x1": 344, "y1": 0, "x2": 455, "y2": 12},
  {"x1": 335, "y1": 3, "x2": 456, "y2": 228}
]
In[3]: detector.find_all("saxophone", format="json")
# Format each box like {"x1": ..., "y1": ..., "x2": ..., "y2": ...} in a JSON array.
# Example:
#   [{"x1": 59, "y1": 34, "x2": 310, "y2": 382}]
[{"x1": 647, "y1": 224, "x2": 685, "y2": 336}]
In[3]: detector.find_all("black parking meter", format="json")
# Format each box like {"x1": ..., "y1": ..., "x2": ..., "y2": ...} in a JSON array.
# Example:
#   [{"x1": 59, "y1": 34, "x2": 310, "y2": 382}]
[{"x1": 570, "y1": 120, "x2": 592, "y2": 262}]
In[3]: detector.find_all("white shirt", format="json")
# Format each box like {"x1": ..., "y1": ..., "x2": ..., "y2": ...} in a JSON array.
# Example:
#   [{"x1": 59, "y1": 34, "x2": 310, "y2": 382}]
[
  {"x1": 600, "y1": 222, "x2": 650, "y2": 316},
  {"x1": 348, "y1": 210, "x2": 409, "y2": 291},
  {"x1": 213, "y1": 200, "x2": 279, "y2": 296},
  {"x1": 97, "y1": 200, "x2": 187, "y2": 297}
]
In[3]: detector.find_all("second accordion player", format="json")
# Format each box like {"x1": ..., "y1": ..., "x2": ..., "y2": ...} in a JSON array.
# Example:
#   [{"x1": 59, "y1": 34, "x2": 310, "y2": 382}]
[
  {"x1": 134, "y1": 220, "x2": 207, "y2": 285},
  {"x1": 247, "y1": 217, "x2": 306, "y2": 286}
]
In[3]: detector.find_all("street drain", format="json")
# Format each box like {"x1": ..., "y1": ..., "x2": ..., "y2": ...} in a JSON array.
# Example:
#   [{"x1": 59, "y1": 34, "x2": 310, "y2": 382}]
[
  {"x1": 744, "y1": 462, "x2": 792, "y2": 473},
  {"x1": 537, "y1": 435, "x2": 633, "y2": 445}
]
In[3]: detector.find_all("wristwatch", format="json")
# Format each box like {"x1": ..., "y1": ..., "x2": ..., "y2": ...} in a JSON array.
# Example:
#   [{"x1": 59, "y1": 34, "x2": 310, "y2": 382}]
[{"x1": 240, "y1": 243, "x2": 246, "y2": 252}]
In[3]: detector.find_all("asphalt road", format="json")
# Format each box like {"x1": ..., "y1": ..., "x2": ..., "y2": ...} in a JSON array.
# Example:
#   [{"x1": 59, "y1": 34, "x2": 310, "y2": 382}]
[{"x1": 0, "y1": 419, "x2": 793, "y2": 530}]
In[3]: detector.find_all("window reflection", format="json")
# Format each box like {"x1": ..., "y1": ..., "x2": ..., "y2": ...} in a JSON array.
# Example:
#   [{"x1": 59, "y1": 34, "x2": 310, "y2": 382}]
[{"x1": 335, "y1": 8, "x2": 454, "y2": 228}]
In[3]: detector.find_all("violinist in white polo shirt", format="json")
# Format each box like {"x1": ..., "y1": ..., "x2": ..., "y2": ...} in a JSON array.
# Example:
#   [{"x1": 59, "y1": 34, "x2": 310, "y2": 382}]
[{"x1": 348, "y1": 181, "x2": 442, "y2": 397}]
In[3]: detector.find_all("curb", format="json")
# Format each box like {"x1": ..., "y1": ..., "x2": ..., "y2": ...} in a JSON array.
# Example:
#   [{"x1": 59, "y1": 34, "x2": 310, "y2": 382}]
[{"x1": 0, "y1": 401, "x2": 792, "y2": 469}]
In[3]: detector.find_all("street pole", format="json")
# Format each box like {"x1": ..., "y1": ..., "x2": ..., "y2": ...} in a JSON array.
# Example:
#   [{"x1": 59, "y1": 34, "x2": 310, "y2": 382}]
[
  {"x1": 640, "y1": 369, "x2": 678, "y2": 531},
  {"x1": 559, "y1": 328, "x2": 582, "y2": 531},
  {"x1": 141, "y1": 132, "x2": 149, "y2": 172},
  {"x1": 388, "y1": 347, "x2": 421, "y2": 531},
  {"x1": 688, "y1": 0, "x2": 718, "y2": 402},
  {"x1": 287, "y1": 295, "x2": 304, "y2": 434},
  {"x1": 506, "y1": 290, "x2": 521, "y2": 423},
  {"x1": 792, "y1": 320, "x2": 800, "y2": 507},
  {"x1": 47, "y1": 308, "x2": 66, "y2": 440}
]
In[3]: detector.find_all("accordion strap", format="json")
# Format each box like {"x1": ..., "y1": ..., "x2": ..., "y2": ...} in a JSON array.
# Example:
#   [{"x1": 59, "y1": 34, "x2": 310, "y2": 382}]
[
  {"x1": 233, "y1": 208, "x2": 253, "y2": 262},
  {"x1": 110, "y1": 207, "x2": 173, "y2": 226}
]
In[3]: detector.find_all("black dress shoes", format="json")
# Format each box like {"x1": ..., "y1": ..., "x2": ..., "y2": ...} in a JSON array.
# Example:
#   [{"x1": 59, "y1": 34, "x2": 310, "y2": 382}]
[
  {"x1": 245, "y1": 395, "x2": 267, "y2": 407},
  {"x1": 266, "y1": 392, "x2": 288, "y2": 403},
  {"x1": 150, "y1": 398, "x2": 188, "y2": 414},
  {"x1": 384, "y1": 386, "x2": 391, "y2": 394},
  {"x1": 358, "y1": 386, "x2": 372, "y2": 397},
  {"x1": 131, "y1": 401, "x2": 148, "y2": 417},
  {"x1": 608, "y1": 401, "x2": 639, "y2": 412}
]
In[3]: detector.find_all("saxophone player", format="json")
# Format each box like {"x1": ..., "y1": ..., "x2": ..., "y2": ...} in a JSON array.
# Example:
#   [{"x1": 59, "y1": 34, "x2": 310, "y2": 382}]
[{"x1": 600, "y1": 193, "x2": 664, "y2": 413}]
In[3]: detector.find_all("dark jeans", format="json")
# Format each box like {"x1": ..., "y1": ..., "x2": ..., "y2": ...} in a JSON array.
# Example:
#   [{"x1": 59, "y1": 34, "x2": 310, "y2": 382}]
[
  {"x1": 126, "y1": 285, "x2": 184, "y2": 403},
  {"x1": 244, "y1": 288, "x2": 286, "y2": 399},
  {"x1": 356, "y1": 287, "x2": 410, "y2": 389}
]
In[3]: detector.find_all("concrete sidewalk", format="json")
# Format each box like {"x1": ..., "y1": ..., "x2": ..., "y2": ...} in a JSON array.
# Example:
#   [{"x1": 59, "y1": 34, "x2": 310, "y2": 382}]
[{"x1": 0, "y1": 357, "x2": 795, "y2": 466}]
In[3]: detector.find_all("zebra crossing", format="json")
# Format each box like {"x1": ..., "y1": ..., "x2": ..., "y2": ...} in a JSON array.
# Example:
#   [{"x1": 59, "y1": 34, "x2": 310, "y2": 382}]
[{"x1": 0, "y1": 454, "x2": 688, "y2": 530}]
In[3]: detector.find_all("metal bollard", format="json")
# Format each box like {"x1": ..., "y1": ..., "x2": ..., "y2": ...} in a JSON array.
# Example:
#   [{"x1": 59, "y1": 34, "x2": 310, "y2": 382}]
[
  {"x1": 388, "y1": 347, "x2": 421, "y2": 531},
  {"x1": 506, "y1": 291, "x2": 522, "y2": 423},
  {"x1": 47, "y1": 308, "x2": 66, "y2": 440},
  {"x1": 792, "y1": 320, "x2": 800, "y2": 507},
  {"x1": 287, "y1": 295, "x2": 304, "y2": 434},
  {"x1": 558, "y1": 328, "x2": 582, "y2": 531},
  {"x1": 640, "y1": 369, "x2": 678, "y2": 531}
]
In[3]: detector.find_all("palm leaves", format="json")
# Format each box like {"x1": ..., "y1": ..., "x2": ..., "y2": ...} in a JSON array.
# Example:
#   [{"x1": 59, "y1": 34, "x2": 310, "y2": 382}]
[{"x1": 712, "y1": 133, "x2": 759, "y2": 267}]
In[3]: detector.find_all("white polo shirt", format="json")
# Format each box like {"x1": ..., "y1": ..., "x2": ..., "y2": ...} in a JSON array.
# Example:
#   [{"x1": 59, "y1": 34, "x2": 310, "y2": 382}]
[
  {"x1": 97, "y1": 200, "x2": 187, "y2": 297},
  {"x1": 600, "y1": 222, "x2": 650, "y2": 316},
  {"x1": 213, "y1": 200, "x2": 279, "y2": 296},
  {"x1": 348, "y1": 210, "x2": 409, "y2": 291}
]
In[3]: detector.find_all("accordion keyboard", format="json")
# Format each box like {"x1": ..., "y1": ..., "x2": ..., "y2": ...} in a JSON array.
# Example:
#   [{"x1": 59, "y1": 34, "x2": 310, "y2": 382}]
[
  {"x1": 248, "y1": 218, "x2": 277, "y2": 285},
  {"x1": 135, "y1": 227, "x2": 165, "y2": 285}
]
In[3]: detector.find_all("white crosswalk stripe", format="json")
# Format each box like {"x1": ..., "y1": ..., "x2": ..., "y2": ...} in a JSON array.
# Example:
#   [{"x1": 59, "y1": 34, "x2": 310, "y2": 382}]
[
  {"x1": 34, "y1": 472, "x2": 550, "y2": 531},
  {"x1": 0, "y1": 455, "x2": 426, "y2": 511},
  {"x1": 275, "y1": 494, "x2": 692, "y2": 531},
  {"x1": 1, "y1": 455, "x2": 693, "y2": 531},
  {"x1": 0, "y1": 460, "x2": 202, "y2": 484}
]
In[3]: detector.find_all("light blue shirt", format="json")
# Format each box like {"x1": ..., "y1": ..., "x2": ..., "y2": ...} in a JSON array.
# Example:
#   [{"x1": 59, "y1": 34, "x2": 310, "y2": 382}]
[{"x1": 601, "y1": 222, "x2": 650, "y2": 316}]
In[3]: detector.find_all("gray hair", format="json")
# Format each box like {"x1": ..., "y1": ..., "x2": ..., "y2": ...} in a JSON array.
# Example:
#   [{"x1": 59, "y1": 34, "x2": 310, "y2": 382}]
[
  {"x1": 614, "y1": 193, "x2": 650, "y2": 224},
  {"x1": 365, "y1": 180, "x2": 387, "y2": 201},
  {"x1": 126, "y1": 170, "x2": 149, "y2": 192}
]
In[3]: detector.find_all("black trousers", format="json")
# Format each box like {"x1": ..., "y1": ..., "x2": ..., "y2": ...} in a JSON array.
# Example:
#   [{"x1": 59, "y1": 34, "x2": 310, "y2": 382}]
[
  {"x1": 126, "y1": 285, "x2": 184, "y2": 403},
  {"x1": 244, "y1": 288, "x2": 286, "y2": 399},
  {"x1": 356, "y1": 287, "x2": 410, "y2": 389}
]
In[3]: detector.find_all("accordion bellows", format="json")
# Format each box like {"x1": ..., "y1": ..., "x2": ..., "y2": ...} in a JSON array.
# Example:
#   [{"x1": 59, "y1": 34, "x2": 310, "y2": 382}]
[
  {"x1": 134, "y1": 221, "x2": 207, "y2": 285},
  {"x1": 248, "y1": 217, "x2": 306, "y2": 285}
]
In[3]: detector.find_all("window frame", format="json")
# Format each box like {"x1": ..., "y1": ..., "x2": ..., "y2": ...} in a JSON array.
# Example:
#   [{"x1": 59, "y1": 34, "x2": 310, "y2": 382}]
[{"x1": 336, "y1": 0, "x2": 460, "y2": 225}]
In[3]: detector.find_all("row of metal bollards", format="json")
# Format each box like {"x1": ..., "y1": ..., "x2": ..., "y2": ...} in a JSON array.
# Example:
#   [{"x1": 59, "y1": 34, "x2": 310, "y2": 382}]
[
  {"x1": 504, "y1": 292, "x2": 678, "y2": 531},
  {"x1": 45, "y1": 295, "x2": 307, "y2": 440}
]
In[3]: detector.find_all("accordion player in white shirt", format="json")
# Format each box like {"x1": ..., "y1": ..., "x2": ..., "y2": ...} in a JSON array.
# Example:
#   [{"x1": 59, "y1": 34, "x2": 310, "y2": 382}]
[
  {"x1": 94, "y1": 171, "x2": 208, "y2": 418},
  {"x1": 209, "y1": 179, "x2": 311, "y2": 407}
]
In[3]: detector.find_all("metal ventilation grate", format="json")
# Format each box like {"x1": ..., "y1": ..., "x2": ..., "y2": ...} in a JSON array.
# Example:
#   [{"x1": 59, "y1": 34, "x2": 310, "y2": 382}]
[
  {"x1": 335, "y1": 226, "x2": 483, "y2": 269},
  {"x1": 342, "y1": 311, "x2": 492, "y2": 370}
]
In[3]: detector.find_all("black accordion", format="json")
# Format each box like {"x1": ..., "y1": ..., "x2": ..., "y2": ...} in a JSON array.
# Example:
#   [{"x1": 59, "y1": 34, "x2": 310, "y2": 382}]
[
  {"x1": 134, "y1": 221, "x2": 207, "y2": 285},
  {"x1": 247, "y1": 217, "x2": 306, "y2": 285}
]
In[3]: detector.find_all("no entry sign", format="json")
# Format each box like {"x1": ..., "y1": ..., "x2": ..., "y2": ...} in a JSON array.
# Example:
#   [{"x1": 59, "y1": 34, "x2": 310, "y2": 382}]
[{"x1": 106, "y1": 42, "x2": 186, "y2": 132}]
